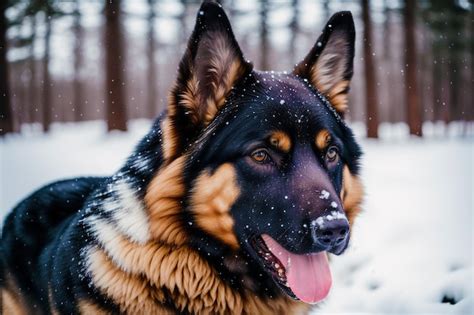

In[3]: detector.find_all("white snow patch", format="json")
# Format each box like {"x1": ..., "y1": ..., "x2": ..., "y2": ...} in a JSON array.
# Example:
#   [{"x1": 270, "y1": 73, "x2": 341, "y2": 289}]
[
  {"x1": 311, "y1": 211, "x2": 347, "y2": 229},
  {"x1": 312, "y1": 217, "x2": 326, "y2": 229},
  {"x1": 326, "y1": 211, "x2": 347, "y2": 221},
  {"x1": 319, "y1": 189, "x2": 330, "y2": 200}
]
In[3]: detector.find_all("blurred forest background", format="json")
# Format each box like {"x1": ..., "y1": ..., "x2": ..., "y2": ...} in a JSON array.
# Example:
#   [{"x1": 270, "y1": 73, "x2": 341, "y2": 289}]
[{"x1": 0, "y1": 0, "x2": 472, "y2": 138}]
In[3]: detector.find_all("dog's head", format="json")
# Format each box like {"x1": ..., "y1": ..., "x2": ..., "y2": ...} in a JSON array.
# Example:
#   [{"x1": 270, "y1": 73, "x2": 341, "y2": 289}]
[{"x1": 147, "y1": 1, "x2": 363, "y2": 304}]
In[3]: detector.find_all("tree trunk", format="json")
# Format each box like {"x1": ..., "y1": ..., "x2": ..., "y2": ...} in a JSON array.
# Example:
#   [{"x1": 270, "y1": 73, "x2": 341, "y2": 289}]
[
  {"x1": 105, "y1": 0, "x2": 127, "y2": 131},
  {"x1": 323, "y1": 0, "x2": 330, "y2": 20},
  {"x1": 383, "y1": 1, "x2": 397, "y2": 123},
  {"x1": 18, "y1": 63, "x2": 26, "y2": 127},
  {"x1": 432, "y1": 38, "x2": 443, "y2": 123},
  {"x1": 178, "y1": 0, "x2": 188, "y2": 50},
  {"x1": 73, "y1": 0, "x2": 84, "y2": 121},
  {"x1": 289, "y1": 0, "x2": 299, "y2": 65},
  {"x1": 147, "y1": 0, "x2": 157, "y2": 119},
  {"x1": 361, "y1": 0, "x2": 379, "y2": 138},
  {"x1": 403, "y1": 0, "x2": 422, "y2": 136},
  {"x1": 0, "y1": 1, "x2": 13, "y2": 136},
  {"x1": 42, "y1": 15, "x2": 52, "y2": 132},
  {"x1": 448, "y1": 58, "x2": 459, "y2": 123},
  {"x1": 29, "y1": 15, "x2": 37, "y2": 124},
  {"x1": 259, "y1": 0, "x2": 269, "y2": 71}
]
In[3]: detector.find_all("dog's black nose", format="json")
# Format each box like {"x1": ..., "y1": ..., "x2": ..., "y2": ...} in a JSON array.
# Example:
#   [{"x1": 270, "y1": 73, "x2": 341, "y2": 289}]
[{"x1": 312, "y1": 218, "x2": 349, "y2": 254}]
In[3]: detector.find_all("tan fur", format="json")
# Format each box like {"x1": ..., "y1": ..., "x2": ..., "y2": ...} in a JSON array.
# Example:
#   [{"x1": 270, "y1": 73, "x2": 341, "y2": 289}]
[
  {"x1": 269, "y1": 131, "x2": 292, "y2": 153},
  {"x1": 179, "y1": 75, "x2": 201, "y2": 126},
  {"x1": 161, "y1": 116, "x2": 179, "y2": 164},
  {"x1": 204, "y1": 57, "x2": 245, "y2": 125},
  {"x1": 86, "y1": 248, "x2": 174, "y2": 315},
  {"x1": 293, "y1": 33, "x2": 352, "y2": 115},
  {"x1": 1, "y1": 274, "x2": 30, "y2": 315},
  {"x1": 326, "y1": 80, "x2": 350, "y2": 114},
  {"x1": 310, "y1": 36, "x2": 350, "y2": 112},
  {"x1": 77, "y1": 300, "x2": 110, "y2": 315},
  {"x1": 202, "y1": 33, "x2": 247, "y2": 124},
  {"x1": 190, "y1": 164, "x2": 241, "y2": 249},
  {"x1": 145, "y1": 156, "x2": 187, "y2": 245},
  {"x1": 2, "y1": 289, "x2": 28, "y2": 315},
  {"x1": 87, "y1": 224, "x2": 309, "y2": 314},
  {"x1": 341, "y1": 166, "x2": 364, "y2": 225},
  {"x1": 48, "y1": 286, "x2": 59, "y2": 315},
  {"x1": 315, "y1": 129, "x2": 331, "y2": 151},
  {"x1": 2, "y1": 291, "x2": 28, "y2": 315}
]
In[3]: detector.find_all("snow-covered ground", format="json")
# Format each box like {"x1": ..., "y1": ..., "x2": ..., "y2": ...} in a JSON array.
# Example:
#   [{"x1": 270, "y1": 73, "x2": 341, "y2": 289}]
[{"x1": 1, "y1": 120, "x2": 473, "y2": 314}]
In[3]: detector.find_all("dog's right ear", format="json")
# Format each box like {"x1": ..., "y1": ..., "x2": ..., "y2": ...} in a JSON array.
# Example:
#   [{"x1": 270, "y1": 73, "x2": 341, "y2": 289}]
[{"x1": 163, "y1": 1, "x2": 252, "y2": 162}]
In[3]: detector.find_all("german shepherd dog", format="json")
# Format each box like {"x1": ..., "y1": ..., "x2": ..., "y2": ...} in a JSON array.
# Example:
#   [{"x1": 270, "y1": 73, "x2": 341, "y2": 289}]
[{"x1": 1, "y1": 2, "x2": 363, "y2": 314}]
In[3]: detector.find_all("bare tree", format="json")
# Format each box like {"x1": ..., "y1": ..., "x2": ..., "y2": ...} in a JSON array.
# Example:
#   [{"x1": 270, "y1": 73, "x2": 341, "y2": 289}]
[
  {"x1": 323, "y1": 0, "x2": 330, "y2": 20},
  {"x1": 361, "y1": 0, "x2": 379, "y2": 138},
  {"x1": 29, "y1": 14, "x2": 37, "y2": 124},
  {"x1": 147, "y1": 0, "x2": 157, "y2": 119},
  {"x1": 259, "y1": 0, "x2": 269, "y2": 70},
  {"x1": 73, "y1": 0, "x2": 84, "y2": 121},
  {"x1": 382, "y1": 0, "x2": 397, "y2": 123},
  {"x1": 0, "y1": 0, "x2": 13, "y2": 136},
  {"x1": 42, "y1": 10, "x2": 52, "y2": 132},
  {"x1": 178, "y1": 0, "x2": 188, "y2": 49},
  {"x1": 288, "y1": 0, "x2": 299, "y2": 65},
  {"x1": 403, "y1": 0, "x2": 422, "y2": 136},
  {"x1": 105, "y1": 0, "x2": 127, "y2": 131}
]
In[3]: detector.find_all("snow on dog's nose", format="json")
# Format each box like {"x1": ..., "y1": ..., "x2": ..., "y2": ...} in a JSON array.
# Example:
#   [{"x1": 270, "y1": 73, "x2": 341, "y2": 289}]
[{"x1": 311, "y1": 213, "x2": 350, "y2": 255}]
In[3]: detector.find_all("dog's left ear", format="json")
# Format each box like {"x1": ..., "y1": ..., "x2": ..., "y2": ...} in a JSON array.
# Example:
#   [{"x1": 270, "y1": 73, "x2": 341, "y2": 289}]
[
  {"x1": 164, "y1": 1, "x2": 252, "y2": 162},
  {"x1": 293, "y1": 11, "x2": 355, "y2": 116}
]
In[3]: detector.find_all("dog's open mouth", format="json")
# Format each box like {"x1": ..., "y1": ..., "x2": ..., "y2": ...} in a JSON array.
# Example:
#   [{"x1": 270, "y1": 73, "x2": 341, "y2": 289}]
[{"x1": 251, "y1": 234, "x2": 332, "y2": 304}]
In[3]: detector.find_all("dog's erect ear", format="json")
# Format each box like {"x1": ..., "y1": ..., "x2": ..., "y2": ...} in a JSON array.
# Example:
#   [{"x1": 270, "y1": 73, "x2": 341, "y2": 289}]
[
  {"x1": 164, "y1": 1, "x2": 252, "y2": 161},
  {"x1": 293, "y1": 11, "x2": 355, "y2": 116}
]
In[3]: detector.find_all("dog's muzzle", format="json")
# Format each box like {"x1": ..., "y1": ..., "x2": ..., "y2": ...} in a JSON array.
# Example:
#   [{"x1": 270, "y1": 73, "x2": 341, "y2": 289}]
[{"x1": 310, "y1": 212, "x2": 350, "y2": 255}]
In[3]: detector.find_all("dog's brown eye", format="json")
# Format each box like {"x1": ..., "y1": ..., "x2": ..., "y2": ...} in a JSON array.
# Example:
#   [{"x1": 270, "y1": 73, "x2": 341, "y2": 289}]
[
  {"x1": 251, "y1": 149, "x2": 270, "y2": 163},
  {"x1": 326, "y1": 146, "x2": 339, "y2": 162}
]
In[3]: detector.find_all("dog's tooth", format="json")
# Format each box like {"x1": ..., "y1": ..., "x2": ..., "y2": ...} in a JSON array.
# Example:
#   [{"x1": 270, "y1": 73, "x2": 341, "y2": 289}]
[{"x1": 275, "y1": 263, "x2": 279, "y2": 268}]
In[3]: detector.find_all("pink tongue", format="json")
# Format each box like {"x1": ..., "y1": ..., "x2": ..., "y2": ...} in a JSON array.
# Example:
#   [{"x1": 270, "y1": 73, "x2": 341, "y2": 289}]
[{"x1": 262, "y1": 234, "x2": 332, "y2": 304}]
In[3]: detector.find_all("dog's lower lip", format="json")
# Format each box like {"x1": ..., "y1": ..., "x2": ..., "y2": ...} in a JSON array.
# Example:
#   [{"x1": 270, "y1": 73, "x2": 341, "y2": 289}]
[
  {"x1": 251, "y1": 236, "x2": 287, "y2": 283},
  {"x1": 250, "y1": 236, "x2": 298, "y2": 299}
]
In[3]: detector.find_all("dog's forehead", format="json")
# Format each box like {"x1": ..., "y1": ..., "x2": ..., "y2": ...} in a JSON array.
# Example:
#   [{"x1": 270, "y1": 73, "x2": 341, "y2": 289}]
[
  {"x1": 234, "y1": 71, "x2": 335, "y2": 135},
  {"x1": 255, "y1": 71, "x2": 318, "y2": 103}
]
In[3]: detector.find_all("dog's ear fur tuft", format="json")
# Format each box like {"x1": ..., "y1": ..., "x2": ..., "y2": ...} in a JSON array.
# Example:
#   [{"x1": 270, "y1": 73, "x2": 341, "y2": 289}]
[
  {"x1": 293, "y1": 11, "x2": 355, "y2": 116},
  {"x1": 164, "y1": 1, "x2": 252, "y2": 161}
]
